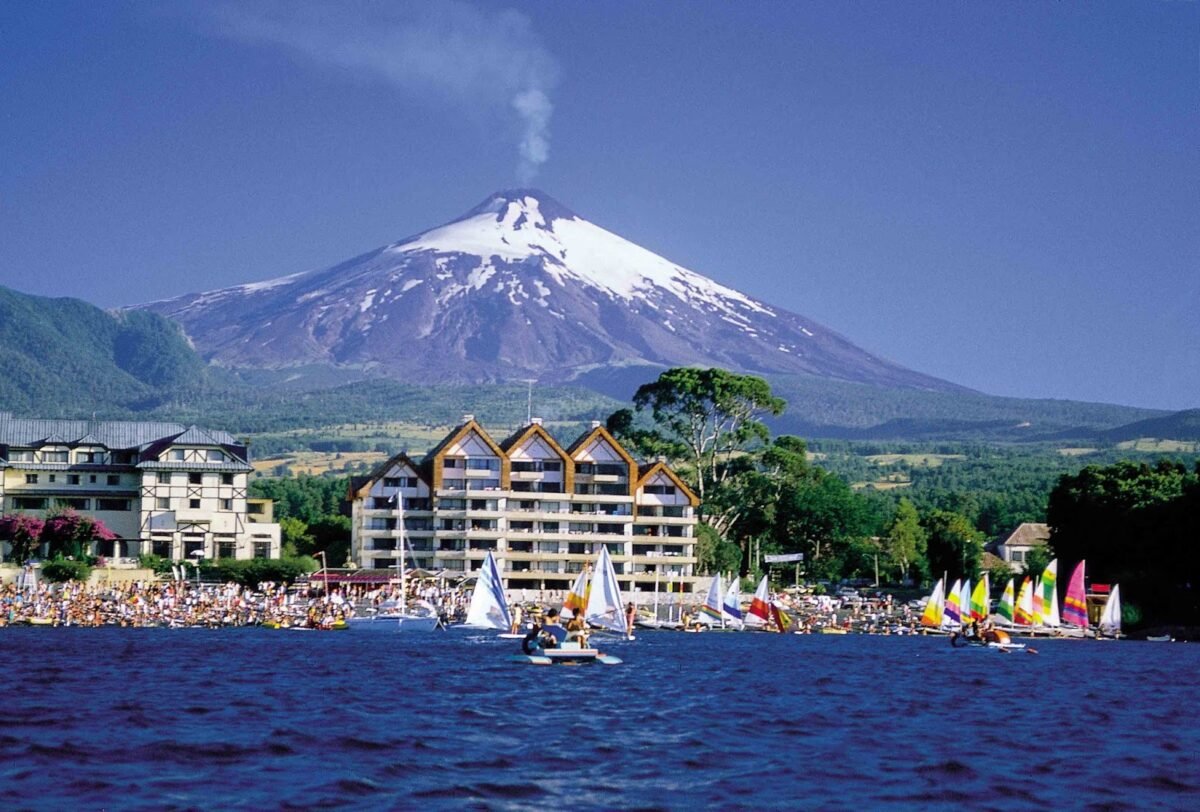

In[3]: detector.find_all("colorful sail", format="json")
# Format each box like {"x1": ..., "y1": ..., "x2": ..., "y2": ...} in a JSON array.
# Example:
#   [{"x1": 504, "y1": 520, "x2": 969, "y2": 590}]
[
  {"x1": 997, "y1": 578, "x2": 1015, "y2": 623},
  {"x1": 920, "y1": 578, "x2": 945, "y2": 627},
  {"x1": 562, "y1": 566, "x2": 590, "y2": 619},
  {"x1": 944, "y1": 579, "x2": 963, "y2": 625},
  {"x1": 1041, "y1": 559, "x2": 1060, "y2": 627},
  {"x1": 748, "y1": 575, "x2": 771, "y2": 622},
  {"x1": 1031, "y1": 576, "x2": 1044, "y2": 625},
  {"x1": 1014, "y1": 578, "x2": 1034, "y2": 626},
  {"x1": 1099, "y1": 584, "x2": 1121, "y2": 636},
  {"x1": 584, "y1": 547, "x2": 628, "y2": 634},
  {"x1": 770, "y1": 602, "x2": 792, "y2": 633},
  {"x1": 1063, "y1": 560, "x2": 1089, "y2": 628},
  {"x1": 959, "y1": 579, "x2": 972, "y2": 623},
  {"x1": 723, "y1": 577, "x2": 744, "y2": 627},
  {"x1": 700, "y1": 574, "x2": 724, "y2": 622},
  {"x1": 464, "y1": 551, "x2": 511, "y2": 630},
  {"x1": 969, "y1": 575, "x2": 990, "y2": 621}
]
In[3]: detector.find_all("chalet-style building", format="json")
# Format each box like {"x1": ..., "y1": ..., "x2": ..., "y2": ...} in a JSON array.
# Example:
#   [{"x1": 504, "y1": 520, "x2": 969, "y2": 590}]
[
  {"x1": 989, "y1": 522, "x2": 1051, "y2": 571},
  {"x1": 348, "y1": 417, "x2": 699, "y2": 594},
  {"x1": 0, "y1": 413, "x2": 280, "y2": 561}
]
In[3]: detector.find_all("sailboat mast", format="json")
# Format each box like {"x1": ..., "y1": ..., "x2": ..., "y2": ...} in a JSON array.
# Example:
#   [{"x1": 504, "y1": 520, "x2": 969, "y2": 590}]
[{"x1": 395, "y1": 492, "x2": 407, "y2": 609}]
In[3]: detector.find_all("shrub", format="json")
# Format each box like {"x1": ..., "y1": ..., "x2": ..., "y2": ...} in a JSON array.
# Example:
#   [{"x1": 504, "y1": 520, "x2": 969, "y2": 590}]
[{"x1": 41, "y1": 557, "x2": 92, "y2": 583}]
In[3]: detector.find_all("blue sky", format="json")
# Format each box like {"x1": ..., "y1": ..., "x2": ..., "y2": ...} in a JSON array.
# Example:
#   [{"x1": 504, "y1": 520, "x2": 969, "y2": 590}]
[{"x1": 1, "y1": 1, "x2": 1196, "y2": 410}]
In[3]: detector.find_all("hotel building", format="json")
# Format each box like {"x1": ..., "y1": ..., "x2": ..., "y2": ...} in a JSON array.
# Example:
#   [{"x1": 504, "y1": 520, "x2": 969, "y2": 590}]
[
  {"x1": 0, "y1": 413, "x2": 280, "y2": 561},
  {"x1": 348, "y1": 417, "x2": 699, "y2": 593}
]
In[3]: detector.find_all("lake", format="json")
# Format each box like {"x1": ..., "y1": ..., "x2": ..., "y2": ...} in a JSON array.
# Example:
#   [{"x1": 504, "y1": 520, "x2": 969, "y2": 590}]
[{"x1": 1, "y1": 627, "x2": 1196, "y2": 810}]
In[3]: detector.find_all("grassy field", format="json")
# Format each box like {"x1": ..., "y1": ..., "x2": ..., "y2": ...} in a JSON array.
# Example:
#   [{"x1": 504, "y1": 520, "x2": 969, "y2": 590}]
[
  {"x1": 864, "y1": 453, "x2": 966, "y2": 467},
  {"x1": 1058, "y1": 447, "x2": 1100, "y2": 457},
  {"x1": 1116, "y1": 438, "x2": 1199, "y2": 453}
]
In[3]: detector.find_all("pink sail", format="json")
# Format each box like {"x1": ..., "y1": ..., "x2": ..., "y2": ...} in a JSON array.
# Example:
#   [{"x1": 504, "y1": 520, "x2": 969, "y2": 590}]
[{"x1": 1062, "y1": 560, "x2": 1089, "y2": 628}]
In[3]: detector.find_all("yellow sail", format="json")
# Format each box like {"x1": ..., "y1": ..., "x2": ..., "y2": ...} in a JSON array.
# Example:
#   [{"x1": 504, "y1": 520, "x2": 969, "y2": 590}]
[{"x1": 920, "y1": 578, "x2": 945, "y2": 627}]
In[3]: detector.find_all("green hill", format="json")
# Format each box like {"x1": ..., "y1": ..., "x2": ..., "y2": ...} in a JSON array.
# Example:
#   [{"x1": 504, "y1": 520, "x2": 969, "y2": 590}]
[
  {"x1": 0, "y1": 286, "x2": 208, "y2": 414},
  {"x1": 1102, "y1": 409, "x2": 1200, "y2": 443}
]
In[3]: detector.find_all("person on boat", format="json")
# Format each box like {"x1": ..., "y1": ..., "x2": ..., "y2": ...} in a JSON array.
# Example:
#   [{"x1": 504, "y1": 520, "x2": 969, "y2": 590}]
[
  {"x1": 625, "y1": 602, "x2": 636, "y2": 635},
  {"x1": 566, "y1": 610, "x2": 589, "y2": 647},
  {"x1": 540, "y1": 608, "x2": 568, "y2": 648},
  {"x1": 510, "y1": 603, "x2": 523, "y2": 635}
]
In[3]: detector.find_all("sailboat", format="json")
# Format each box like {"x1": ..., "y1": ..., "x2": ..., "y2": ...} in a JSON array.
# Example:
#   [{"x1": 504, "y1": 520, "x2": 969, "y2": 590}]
[
  {"x1": 723, "y1": 576, "x2": 744, "y2": 630},
  {"x1": 1041, "y1": 560, "x2": 1061, "y2": 629},
  {"x1": 359, "y1": 493, "x2": 439, "y2": 631},
  {"x1": 969, "y1": 574, "x2": 990, "y2": 621},
  {"x1": 1062, "y1": 560, "x2": 1089, "y2": 635},
  {"x1": 746, "y1": 575, "x2": 772, "y2": 630},
  {"x1": 1097, "y1": 584, "x2": 1122, "y2": 638},
  {"x1": 463, "y1": 550, "x2": 516, "y2": 635},
  {"x1": 943, "y1": 578, "x2": 964, "y2": 630},
  {"x1": 700, "y1": 573, "x2": 725, "y2": 627},
  {"x1": 920, "y1": 578, "x2": 945, "y2": 629},
  {"x1": 996, "y1": 578, "x2": 1015, "y2": 626},
  {"x1": 1014, "y1": 578, "x2": 1034, "y2": 626},
  {"x1": 585, "y1": 546, "x2": 634, "y2": 640},
  {"x1": 563, "y1": 566, "x2": 590, "y2": 619}
]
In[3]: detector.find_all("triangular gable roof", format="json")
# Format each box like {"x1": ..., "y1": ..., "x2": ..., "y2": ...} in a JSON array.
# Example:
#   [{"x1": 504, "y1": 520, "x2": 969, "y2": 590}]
[
  {"x1": 500, "y1": 423, "x2": 572, "y2": 464},
  {"x1": 995, "y1": 523, "x2": 1050, "y2": 549},
  {"x1": 172, "y1": 426, "x2": 223, "y2": 446},
  {"x1": 37, "y1": 433, "x2": 70, "y2": 446},
  {"x1": 423, "y1": 419, "x2": 505, "y2": 462},
  {"x1": 73, "y1": 433, "x2": 105, "y2": 446},
  {"x1": 351, "y1": 452, "x2": 429, "y2": 500},
  {"x1": 636, "y1": 461, "x2": 700, "y2": 507},
  {"x1": 566, "y1": 425, "x2": 637, "y2": 468}
]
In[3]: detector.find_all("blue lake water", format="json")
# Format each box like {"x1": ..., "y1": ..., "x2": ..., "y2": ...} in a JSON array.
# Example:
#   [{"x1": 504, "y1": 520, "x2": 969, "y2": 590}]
[{"x1": 0, "y1": 627, "x2": 1196, "y2": 810}]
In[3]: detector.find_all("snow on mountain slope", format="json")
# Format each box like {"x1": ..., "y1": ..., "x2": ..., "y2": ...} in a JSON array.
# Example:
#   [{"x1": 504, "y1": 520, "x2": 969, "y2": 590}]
[{"x1": 135, "y1": 190, "x2": 964, "y2": 393}]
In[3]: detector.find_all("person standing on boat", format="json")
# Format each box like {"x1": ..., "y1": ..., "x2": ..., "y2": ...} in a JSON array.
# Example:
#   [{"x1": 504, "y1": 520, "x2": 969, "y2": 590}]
[
  {"x1": 510, "y1": 603, "x2": 523, "y2": 635},
  {"x1": 625, "y1": 602, "x2": 636, "y2": 635}
]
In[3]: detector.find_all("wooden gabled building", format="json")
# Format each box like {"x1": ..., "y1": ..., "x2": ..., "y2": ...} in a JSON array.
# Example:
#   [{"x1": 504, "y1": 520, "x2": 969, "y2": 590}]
[{"x1": 347, "y1": 417, "x2": 699, "y2": 594}]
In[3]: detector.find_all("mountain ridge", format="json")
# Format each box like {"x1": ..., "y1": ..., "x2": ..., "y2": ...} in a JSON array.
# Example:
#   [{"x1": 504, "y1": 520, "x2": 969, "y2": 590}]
[{"x1": 135, "y1": 189, "x2": 967, "y2": 394}]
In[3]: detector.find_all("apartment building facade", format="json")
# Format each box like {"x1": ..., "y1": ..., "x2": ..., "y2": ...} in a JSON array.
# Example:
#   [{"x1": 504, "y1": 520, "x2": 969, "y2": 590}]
[
  {"x1": 0, "y1": 413, "x2": 280, "y2": 561},
  {"x1": 348, "y1": 417, "x2": 699, "y2": 594}
]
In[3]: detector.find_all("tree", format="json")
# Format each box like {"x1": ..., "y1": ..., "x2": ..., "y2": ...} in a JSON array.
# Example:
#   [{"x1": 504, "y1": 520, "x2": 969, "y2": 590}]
[
  {"x1": 923, "y1": 509, "x2": 984, "y2": 582},
  {"x1": 278, "y1": 517, "x2": 314, "y2": 558},
  {"x1": 41, "y1": 510, "x2": 117, "y2": 559},
  {"x1": 0, "y1": 514, "x2": 45, "y2": 564},
  {"x1": 1021, "y1": 543, "x2": 1053, "y2": 578},
  {"x1": 884, "y1": 499, "x2": 926, "y2": 584},
  {"x1": 695, "y1": 523, "x2": 742, "y2": 575},
  {"x1": 608, "y1": 368, "x2": 785, "y2": 532}
]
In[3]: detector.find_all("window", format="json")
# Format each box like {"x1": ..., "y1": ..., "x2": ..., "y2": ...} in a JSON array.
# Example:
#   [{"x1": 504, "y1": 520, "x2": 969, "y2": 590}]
[
  {"x1": 221, "y1": 499, "x2": 233, "y2": 511},
  {"x1": 383, "y1": 477, "x2": 401, "y2": 488},
  {"x1": 25, "y1": 474, "x2": 38, "y2": 484},
  {"x1": 189, "y1": 473, "x2": 202, "y2": 485},
  {"x1": 443, "y1": 458, "x2": 461, "y2": 468},
  {"x1": 189, "y1": 499, "x2": 201, "y2": 509},
  {"x1": 13, "y1": 497, "x2": 47, "y2": 510},
  {"x1": 442, "y1": 479, "x2": 465, "y2": 490},
  {"x1": 221, "y1": 473, "x2": 234, "y2": 485},
  {"x1": 106, "y1": 474, "x2": 120, "y2": 486},
  {"x1": 247, "y1": 502, "x2": 265, "y2": 515},
  {"x1": 48, "y1": 475, "x2": 57, "y2": 483},
  {"x1": 466, "y1": 458, "x2": 499, "y2": 471},
  {"x1": 253, "y1": 542, "x2": 272, "y2": 559},
  {"x1": 43, "y1": 451, "x2": 68, "y2": 463},
  {"x1": 1012, "y1": 551, "x2": 1024, "y2": 563},
  {"x1": 440, "y1": 499, "x2": 466, "y2": 510},
  {"x1": 210, "y1": 450, "x2": 226, "y2": 463},
  {"x1": 576, "y1": 463, "x2": 594, "y2": 475},
  {"x1": 89, "y1": 475, "x2": 97, "y2": 483},
  {"x1": 152, "y1": 538, "x2": 173, "y2": 558},
  {"x1": 158, "y1": 472, "x2": 171, "y2": 484},
  {"x1": 76, "y1": 451, "x2": 97, "y2": 464},
  {"x1": 55, "y1": 497, "x2": 89, "y2": 510},
  {"x1": 157, "y1": 497, "x2": 170, "y2": 510},
  {"x1": 216, "y1": 541, "x2": 236, "y2": 559},
  {"x1": 67, "y1": 475, "x2": 80, "y2": 485},
  {"x1": 467, "y1": 478, "x2": 499, "y2": 491},
  {"x1": 644, "y1": 484, "x2": 676, "y2": 496},
  {"x1": 96, "y1": 498, "x2": 131, "y2": 511},
  {"x1": 10, "y1": 450, "x2": 34, "y2": 462},
  {"x1": 170, "y1": 449, "x2": 186, "y2": 461}
]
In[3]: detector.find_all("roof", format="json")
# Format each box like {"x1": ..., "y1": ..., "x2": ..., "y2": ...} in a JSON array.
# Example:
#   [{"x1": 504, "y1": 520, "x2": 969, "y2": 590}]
[
  {"x1": 499, "y1": 422, "x2": 572, "y2": 460},
  {"x1": 635, "y1": 461, "x2": 700, "y2": 506},
  {"x1": 995, "y1": 523, "x2": 1050, "y2": 549},
  {"x1": 350, "y1": 452, "x2": 430, "y2": 500},
  {"x1": 565, "y1": 424, "x2": 637, "y2": 468},
  {"x1": 0, "y1": 413, "x2": 242, "y2": 451}
]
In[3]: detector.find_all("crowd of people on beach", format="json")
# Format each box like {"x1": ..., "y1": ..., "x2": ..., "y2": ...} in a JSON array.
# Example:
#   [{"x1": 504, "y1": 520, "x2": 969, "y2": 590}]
[{"x1": 2, "y1": 572, "x2": 931, "y2": 636}]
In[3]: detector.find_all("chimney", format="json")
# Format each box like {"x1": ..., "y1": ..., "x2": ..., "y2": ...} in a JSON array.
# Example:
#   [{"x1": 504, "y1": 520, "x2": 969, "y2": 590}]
[
  {"x1": 656, "y1": 455, "x2": 667, "y2": 464},
  {"x1": 590, "y1": 420, "x2": 601, "y2": 429},
  {"x1": 462, "y1": 414, "x2": 475, "y2": 423},
  {"x1": 531, "y1": 417, "x2": 543, "y2": 426}
]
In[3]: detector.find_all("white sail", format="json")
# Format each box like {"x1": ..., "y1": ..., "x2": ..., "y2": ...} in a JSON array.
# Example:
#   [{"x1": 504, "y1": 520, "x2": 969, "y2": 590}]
[
  {"x1": 585, "y1": 547, "x2": 628, "y2": 635},
  {"x1": 746, "y1": 575, "x2": 771, "y2": 628},
  {"x1": 700, "y1": 573, "x2": 724, "y2": 626},
  {"x1": 723, "y1": 576, "x2": 744, "y2": 629},
  {"x1": 1099, "y1": 584, "x2": 1122, "y2": 636},
  {"x1": 464, "y1": 551, "x2": 512, "y2": 630}
]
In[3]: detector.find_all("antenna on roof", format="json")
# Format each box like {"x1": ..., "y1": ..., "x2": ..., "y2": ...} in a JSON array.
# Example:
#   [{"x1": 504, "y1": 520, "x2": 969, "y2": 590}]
[{"x1": 521, "y1": 378, "x2": 536, "y2": 425}]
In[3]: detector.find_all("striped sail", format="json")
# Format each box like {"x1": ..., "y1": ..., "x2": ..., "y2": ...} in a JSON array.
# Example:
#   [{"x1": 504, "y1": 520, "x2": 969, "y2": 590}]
[
  {"x1": 563, "y1": 567, "x2": 590, "y2": 618},
  {"x1": 1063, "y1": 560, "x2": 1089, "y2": 628},
  {"x1": 1014, "y1": 578, "x2": 1034, "y2": 625},
  {"x1": 700, "y1": 574, "x2": 724, "y2": 621},
  {"x1": 997, "y1": 578, "x2": 1015, "y2": 623},
  {"x1": 1032, "y1": 576, "x2": 1044, "y2": 625},
  {"x1": 723, "y1": 577, "x2": 744, "y2": 628},
  {"x1": 959, "y1": 579, "x2": 972, "y2": 623},
  {"x1": 969, "y1": 574, "x2": 990, "y2": 621},
  {"x1": 748, "y1": 575, "x2": 771, "y2": 623},
  {"x1": 944, "y1": 579, "x2": 963, "y2": 625},
  {"x1": 1042, "y1": 559, "x2": 1060, "y2": 627},
  {"x1": 920, "y1": 578, "x2": 945, "y2": 627}
]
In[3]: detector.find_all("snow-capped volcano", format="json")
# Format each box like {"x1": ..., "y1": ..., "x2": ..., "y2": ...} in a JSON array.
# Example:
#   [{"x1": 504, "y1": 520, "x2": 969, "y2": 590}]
[{"x1": 136, "y1": 189, "x2": 960, "y2": 391}]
